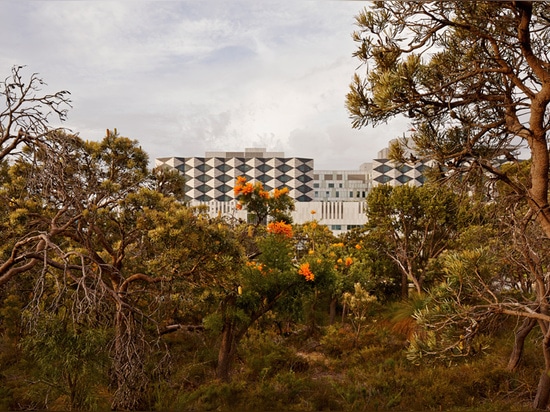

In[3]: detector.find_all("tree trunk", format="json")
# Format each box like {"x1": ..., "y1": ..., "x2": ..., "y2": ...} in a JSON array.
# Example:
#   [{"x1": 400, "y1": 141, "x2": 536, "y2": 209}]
[
  {"x1": 111, "y1": 303, "x2": 147, "y2": 411},
  {"x1": 534, "y1": 330, "x2": 550, "y2": 409},
  {"x1": 401, "y1": 272, "x2": 408, "y2": 299},
  {"x1": 534, "y1": 369, "x2": 550, "y2": 410},
  {"x1": 507, "y1": 317, "x2": 537, "y2": 372},
  {"x1": 217, "y1": 318, "x2": 236, "y2": 382},
  {"x1": 215, "y1": 290, "x2": 286, "y2": 381},
  {"x1": 329, "y1": 296, "x2": 337, "y2": 325},
  {"x1": 306, "y1": 289, "x2": 319, "y2": 337},
  {"x1": 341, "y1": 302, "x2": 347, "y2": 324}
]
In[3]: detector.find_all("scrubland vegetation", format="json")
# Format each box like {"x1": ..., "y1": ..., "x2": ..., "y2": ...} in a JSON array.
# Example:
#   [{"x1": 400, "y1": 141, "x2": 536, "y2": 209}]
[{"x1": 4, "y1": 1, "x2": 550, "y2": 410}]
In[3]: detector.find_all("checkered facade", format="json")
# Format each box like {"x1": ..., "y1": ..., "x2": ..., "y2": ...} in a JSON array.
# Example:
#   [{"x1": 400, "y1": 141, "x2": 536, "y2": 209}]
[
  {"x1": 155, "y1": 149, "x2": 314, "y2": 202},
  {"x1": 372, "y1": 159, "x2": 431, "y2": 187}
]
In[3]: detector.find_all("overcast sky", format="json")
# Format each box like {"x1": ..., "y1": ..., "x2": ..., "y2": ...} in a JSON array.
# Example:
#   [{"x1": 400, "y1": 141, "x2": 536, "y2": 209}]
[{"x1": 1, "y1": 1, "x2": 408, "y2": 170}]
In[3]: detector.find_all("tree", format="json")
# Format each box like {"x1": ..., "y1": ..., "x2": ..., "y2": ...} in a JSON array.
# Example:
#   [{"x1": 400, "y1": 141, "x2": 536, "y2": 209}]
[
  {"x1": 1, "y1": 129, "x2": 246, "y2": 409},
  {"x1": 0, "y1": 65, "x2": 70, "y2": 162},
  {"x1": 341, "y1": 228, "x2": 402, "y2": 303},
  {"x1": 234, "y1": 176, "x2": 294, "y2": 227},
  {"x1": 365, "y1": 184, "x2": 462, "y2": 298},
  {"x1": 0, "y1": 66, "x2": 71, "y2": 287},
  {"x1": 21, "y1": 313, "x2": 109, "y2": 410},
  {"x1": 212, "y1": 226, "x2": 303, "y2": 381},
  {"x1": 10, "y1": 130, "x2": 156, "y2": 410},
  {"x1": 207, "y1": 178, "x2": 303, "y2": 381},
  {"x1": 292, "y1": 220, "x2": 339, "y2": 324},
  {"x1": 347, "y1": 2, "x2": 550, "y2": 407},
  {"x1": 347, "y1": 1, "x2": 550, "y2": 234}
]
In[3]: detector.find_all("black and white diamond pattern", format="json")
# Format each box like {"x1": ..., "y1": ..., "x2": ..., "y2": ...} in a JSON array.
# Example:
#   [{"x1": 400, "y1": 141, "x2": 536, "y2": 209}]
[{"x1": 156, "y1": 149, "x2": 314, "y2": 202}]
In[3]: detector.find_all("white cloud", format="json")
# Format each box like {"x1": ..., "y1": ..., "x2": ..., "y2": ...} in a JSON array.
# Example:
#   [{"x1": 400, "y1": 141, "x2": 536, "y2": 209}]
[{"x1": 0, "y1": 1, "x2": 409, "y2": 170}]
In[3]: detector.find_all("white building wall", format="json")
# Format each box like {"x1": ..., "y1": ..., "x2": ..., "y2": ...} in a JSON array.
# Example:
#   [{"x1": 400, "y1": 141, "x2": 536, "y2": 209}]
[{"x1": 189, "y1": 200, "x2": 367, "y2": 236}]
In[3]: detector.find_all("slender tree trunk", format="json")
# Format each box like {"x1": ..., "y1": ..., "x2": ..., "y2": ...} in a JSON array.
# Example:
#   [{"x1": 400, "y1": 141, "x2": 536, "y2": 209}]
[
  {"x1": 534, "y1": 368, "x2": 550, "y2": 410},
  {"x1": 217, "y1": 318, "x2": 235, "y2": 382},
  {"x1": 215, "y1": 288, "x2": 288, "y2": 381},
  {"x1": 507, "y1": 317, "x2": 536, "y2": 372},
  {"x1": 401, "y1": 272, "x2": 408, "y2": 299},
  {"x1": 534, "y1": 328, "x2": 550, "y2": 409},
  {"x1": 329, "y1": 296, "x2": 337, "y2": 325},
  {"x1": 306, "y1": 289, "x2": 319, "y2": 337}
]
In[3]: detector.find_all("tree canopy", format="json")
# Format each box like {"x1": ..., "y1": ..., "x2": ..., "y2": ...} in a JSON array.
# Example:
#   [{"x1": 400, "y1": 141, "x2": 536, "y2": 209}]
[
  {"x1": 347, "y1": 1, "x2": 550, "y2": 234},
  {"x1": 347, "y1": 2, "x2": 550, "y2": 408}
]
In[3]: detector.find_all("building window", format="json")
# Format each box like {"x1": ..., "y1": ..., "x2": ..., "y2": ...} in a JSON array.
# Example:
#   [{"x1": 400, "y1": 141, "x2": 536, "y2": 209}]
[
  {"x1": 328, "y1": 183, "x2": 334, "y2": 188},
  {"x1": 331, "y1": 225, "x2": 342, "y2": 231},
  {"x1": 313, "y1": 183, "x2": 320, "y2": 188},
  {"x1": 339, "y1": 183, "x2": 343, "y2": 188},
  {"x1": 335, "y1": 191, "x2": 339, "y2": 198}
]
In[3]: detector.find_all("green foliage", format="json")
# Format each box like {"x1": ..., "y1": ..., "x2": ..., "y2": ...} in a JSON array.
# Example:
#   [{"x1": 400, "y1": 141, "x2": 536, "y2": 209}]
[
  {"x1": 344, "y1": 229, "x2": 402, "y2": 301},
  {"x1": 342, "y1": 283, "x2": 378, "y2": 342},
  {"x1": 240, "y1": 330, "x2": 308, "y2": 380},
  {"x1": 365, "y1": 183, "x2": 464, "y2": 295},
  {"x1": 21, "y1": 313, "x2": 110, "y2": 410}
]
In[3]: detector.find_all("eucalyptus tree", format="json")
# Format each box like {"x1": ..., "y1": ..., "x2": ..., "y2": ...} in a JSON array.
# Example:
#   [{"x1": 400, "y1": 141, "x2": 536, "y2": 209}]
[{"x1": 346, "y1": 2, "x2": 550, "y2": 407}]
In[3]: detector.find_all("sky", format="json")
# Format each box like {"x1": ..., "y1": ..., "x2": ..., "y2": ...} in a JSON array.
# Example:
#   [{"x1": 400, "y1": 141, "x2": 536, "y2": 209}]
[{"x1": 1, "y1": 1, "x2": 408, "y2": 170}]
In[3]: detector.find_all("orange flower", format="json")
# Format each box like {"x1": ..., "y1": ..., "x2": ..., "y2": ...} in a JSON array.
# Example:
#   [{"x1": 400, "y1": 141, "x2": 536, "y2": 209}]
[
  {"x1": 246, "y1": 261, "x2": 264, "y2": 273},
  {"x1": 345, "y1": 257, "x2": 353, "y2": 267},
  {"x1": 234, "y1": 177, "x2": 251, "y2": 196},
  {"x1": 259, "y1": 190, "x2": 270, "y2": 199},
  {"x1": 298, "y1": 262, "x2": 315, "y2": 281},
  {"x1": 355, "y1": 244, "x2": 362, "y2": 250},
  {"x1": 310, "y1": 210, "x2": 316, "y2": 215},
  {"x1": 236, "y1": 203, "x2": 243, "y2": 210},
  {"x1": 273, "y1": 187, "x2": 289, "y2": 198},
  {"x1": 241, "y1": 183, "x2": 254, "y2": 195},
  {"x1": 267, "y1": 221, "x2": 293, "y2": 238}
]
